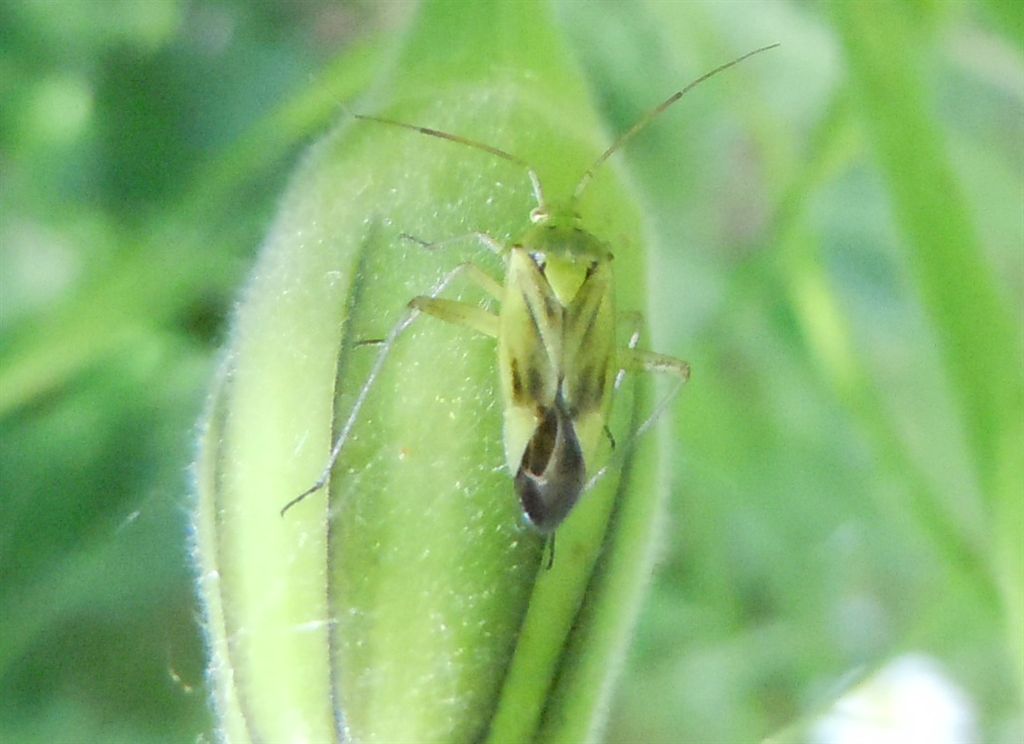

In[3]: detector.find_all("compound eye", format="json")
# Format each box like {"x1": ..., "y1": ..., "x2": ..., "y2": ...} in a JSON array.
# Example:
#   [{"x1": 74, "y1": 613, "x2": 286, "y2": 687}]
[
  {"x1": 585, "y1": 260, "x2": 599, "y2": 278},
  {"x1": 530, "y1": 252, "x2": 547, "y2": 272}
]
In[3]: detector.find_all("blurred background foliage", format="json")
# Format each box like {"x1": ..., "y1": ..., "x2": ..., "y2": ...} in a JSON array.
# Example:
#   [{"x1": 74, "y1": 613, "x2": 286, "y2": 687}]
[{"x1": 0, "y1": 1, "x2": 1020, "y2": 742}]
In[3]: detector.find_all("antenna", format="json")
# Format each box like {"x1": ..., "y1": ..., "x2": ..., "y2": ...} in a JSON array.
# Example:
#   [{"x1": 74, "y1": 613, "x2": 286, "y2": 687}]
[
  {"x1": 353, "y1": 113, "x2": 547, "y2": 210},
  {"x1": 572, "y1": 43, "x2": 780, "y2": 202}
]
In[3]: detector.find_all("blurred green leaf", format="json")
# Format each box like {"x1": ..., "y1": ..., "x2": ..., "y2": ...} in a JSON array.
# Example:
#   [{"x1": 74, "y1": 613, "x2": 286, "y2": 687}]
[{"x1": 834, "y1": 1, "x2": 1023, "y2": 490}]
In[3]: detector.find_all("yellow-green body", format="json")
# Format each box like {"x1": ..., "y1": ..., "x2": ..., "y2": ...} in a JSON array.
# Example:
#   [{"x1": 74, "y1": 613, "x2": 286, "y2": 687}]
[{"x1": 497, "y1": 208, "x2": 616, "y2": 532}]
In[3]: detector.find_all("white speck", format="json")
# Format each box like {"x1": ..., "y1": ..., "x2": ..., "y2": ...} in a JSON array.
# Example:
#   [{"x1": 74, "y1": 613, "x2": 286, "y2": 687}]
[
  {"x1": 117, "y1": 510, "x2": 141, "y2": 530},
  {"x1": 813, "y1": 654, "x2": 977, "y2": 744},
  {"x1": 291, "y1": 618, "x2": 336, "y2": 634}
]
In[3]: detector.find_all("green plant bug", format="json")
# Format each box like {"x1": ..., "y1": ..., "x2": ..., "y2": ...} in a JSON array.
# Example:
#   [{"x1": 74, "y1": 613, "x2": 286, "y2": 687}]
[{"x1": 282, "y1": 44, "x2": 779, "y2": 537}]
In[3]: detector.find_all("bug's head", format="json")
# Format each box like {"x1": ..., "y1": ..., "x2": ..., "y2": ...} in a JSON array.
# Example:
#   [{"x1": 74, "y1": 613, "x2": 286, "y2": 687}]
[
  {"x1": 518, "y1": 201, "x2": 612, "y2": 306},
  {"x1": 523, "y1": 199, "x2": 611, "y2": 259},
  {"x1": 527, "y1": 198, "x2": 574, "y2": 227}
]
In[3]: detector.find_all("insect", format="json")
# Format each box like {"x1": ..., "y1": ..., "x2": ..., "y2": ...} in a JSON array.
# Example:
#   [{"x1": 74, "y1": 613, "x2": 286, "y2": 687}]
[{"x1": 282, "y1": 44, "x2": 778, "y2": 537}]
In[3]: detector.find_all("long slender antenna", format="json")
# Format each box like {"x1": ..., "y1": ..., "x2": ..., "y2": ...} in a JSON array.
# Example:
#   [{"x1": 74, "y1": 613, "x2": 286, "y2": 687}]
[
  {"x1": 354, "y1": 113, "x2": 547, "y2": 209},
  {"x1": 573, "y1": 43, "x2": 780, "y2": 202}
]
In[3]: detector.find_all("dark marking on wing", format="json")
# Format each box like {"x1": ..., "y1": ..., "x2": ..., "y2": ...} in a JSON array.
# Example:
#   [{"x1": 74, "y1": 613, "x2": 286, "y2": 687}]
[
  {"x1": 569, "y1": 365, "x2": 593, "y2": 417},
  {"x1": 565, "y1": 363, "x2": 607, "y2": 419},
  {"x1": 541, "y1": 287, "x2": 560, "y2": 324},
  {"x1": 526, "y1": 363, "x2": 547, "y2": 403},
  {"x1": 515, "y1": 393, "x2": 586, "y2": 534},
  {"x1": 509, "y1": 357, "x2": 525, "y2": 403}
]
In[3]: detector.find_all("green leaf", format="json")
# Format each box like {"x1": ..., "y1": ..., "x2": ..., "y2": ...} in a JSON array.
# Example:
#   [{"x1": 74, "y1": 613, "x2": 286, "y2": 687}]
[{"x1": 832, "y1": 1, "x2": 1024, "y2": 494}]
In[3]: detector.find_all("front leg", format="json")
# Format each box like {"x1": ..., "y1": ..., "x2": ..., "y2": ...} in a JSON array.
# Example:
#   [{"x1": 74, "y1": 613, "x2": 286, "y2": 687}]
[
  {"x1": 619, "y1": 348, "x2": 691, "y2": 381},
  {"x1": 409, "y1": 296, "x2": 499, "y2": 338},
  {"x1": 407, "y1": 259, "x2": 504, "y2": 337}
]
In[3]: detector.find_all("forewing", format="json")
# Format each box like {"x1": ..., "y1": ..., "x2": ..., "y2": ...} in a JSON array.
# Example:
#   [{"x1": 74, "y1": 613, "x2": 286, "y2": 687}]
[
  {"x1": 561, "y1": 260, "x2": 615, "y2": 462},
  {"x1": 497, "y1": 248, "x2": 564, "y2": 474}
]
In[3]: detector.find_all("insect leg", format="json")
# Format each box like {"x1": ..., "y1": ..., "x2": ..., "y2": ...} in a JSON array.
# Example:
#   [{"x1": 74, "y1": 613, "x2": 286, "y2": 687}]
[
  {"x1": 620, "y1": 349, "x2": 691, "y2": 381},
  {"x1": 543, "y1": 533, "x2": 556, "y2": 571},
  {"x1": 408, "y1": 296, "x2": 499, "y2": 337},
  {"x1": 446, "y1": 261, "x2": 504, "y2": 301},
  {"x1": 281, "y1": 261, "x2": 496, "y2": 516},
  {"x1": 614, "y1": 311, "x2": 644, "y2": 389},
  {"x1": 400, "y1": 231, "x2": 506, "y2": 257},
  {"x1": 584, "y1": 346, "x2": 690, "y2": 493},
  {"x1": 614, "y1": 348, "x2": 690, "y2": 452},
  {"x1": 401, "y1": 235, "x2": 506, "y2": 303}
]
